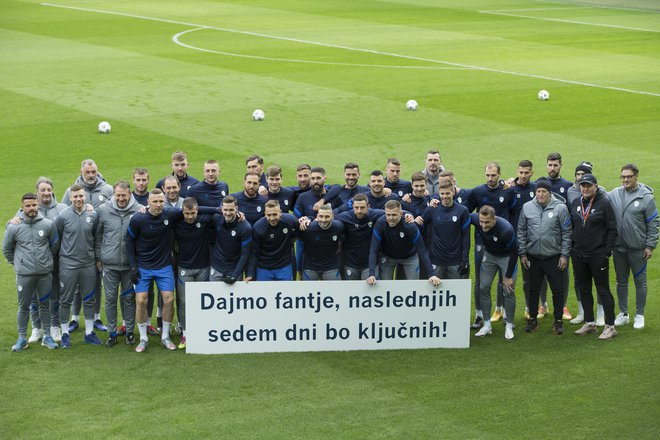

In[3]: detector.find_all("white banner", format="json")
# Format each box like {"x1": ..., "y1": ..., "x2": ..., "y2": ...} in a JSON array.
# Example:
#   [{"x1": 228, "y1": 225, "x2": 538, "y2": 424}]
[{"x1": 186, "y1": 279, "x2": 471, "y2": 354}]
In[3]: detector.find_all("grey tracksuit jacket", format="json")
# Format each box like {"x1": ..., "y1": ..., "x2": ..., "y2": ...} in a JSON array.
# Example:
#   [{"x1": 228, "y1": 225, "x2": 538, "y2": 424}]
[
  {"x1": 517, "y1": 194, "x2": 573, "y2": 258},
  {"x1": 62, "y1": 175, "x2": 113, "y2": 209},
  {"x1": 608, "y1": 184, "x2": 659, "y2": 251},
  {"x1": 54, "y1": 206, "x2": 98, "y2": 269},
  {"x1": 3, "y1": 214, "x2": 59, "y2": 275},
  {"x1": 95, "y1": 196, "x2": 142, "y2": 270}
]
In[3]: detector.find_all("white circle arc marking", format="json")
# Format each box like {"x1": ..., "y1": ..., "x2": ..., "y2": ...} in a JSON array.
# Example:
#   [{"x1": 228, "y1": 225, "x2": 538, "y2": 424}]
[{"x1": 172, "y1": 28, "x2": 470, "y2": 70}]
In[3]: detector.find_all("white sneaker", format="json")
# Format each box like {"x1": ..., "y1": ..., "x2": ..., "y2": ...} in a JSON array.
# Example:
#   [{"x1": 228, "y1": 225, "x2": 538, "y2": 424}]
[
  {"x1": 570, "y1": 314, "x2": 584, "y2": 324},
  {"x1": 614, "y1": 313, "x2": 629, "y2": 326},
  {"x1": 50, "y1": 326, "x2": 62, "y2": 343},
  {"x1": 28, "y1": 328, "x2": 43, "y2": 343},
  {"x1": 505, "y1": 323, "x2": 514, "y2": 340},
  {"x1": 633, "y1": 315, "x2": 645, "y2": 330},
  {"x1": 596, "y1": 305, "x2": 605, "y2": 327},
  {"x1": 475, "y1": 325, "x2": 492, "y2": 337}
]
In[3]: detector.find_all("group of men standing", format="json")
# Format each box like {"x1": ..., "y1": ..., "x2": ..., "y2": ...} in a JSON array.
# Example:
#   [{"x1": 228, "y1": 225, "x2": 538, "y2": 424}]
[{"x1": 4, "y1": 150, "x2": 657, "y2": 352}]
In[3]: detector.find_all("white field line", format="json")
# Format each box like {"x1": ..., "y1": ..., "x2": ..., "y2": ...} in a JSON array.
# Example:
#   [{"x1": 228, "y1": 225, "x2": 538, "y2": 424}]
[
  {"x1": 537, "y1": 0, "x2": 660, "y2": 14},
  {"x1": 172, "y1": 28, "x2": 469, "y2": 69},
  {"x1": 483, "y1": 7, "x2": 589, "y2": 12},
  {"x1": 42, "y1": 2, "x2": 660, "y2": 97},
  {"x1": 479, "y1": 10, "x2": 660, "y2": 33}
]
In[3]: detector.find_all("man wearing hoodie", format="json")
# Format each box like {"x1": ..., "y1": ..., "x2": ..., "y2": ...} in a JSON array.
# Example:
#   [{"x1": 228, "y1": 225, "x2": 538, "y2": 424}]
[
  {"x1": 95, "y1": 181, "x2": 143, "y2": 347},
  {"x1": 518, "y1": 178, "x2": 572, "y2": 335},
  {"x1": 609, "y1": 164, "x2": 659, "y2": 330},
  {"x1": 3, "y1": 193, "x2": 60, "y2": 351},
  {"x1": 62, "y1": 159, "x2": 113, "y2": 334}
]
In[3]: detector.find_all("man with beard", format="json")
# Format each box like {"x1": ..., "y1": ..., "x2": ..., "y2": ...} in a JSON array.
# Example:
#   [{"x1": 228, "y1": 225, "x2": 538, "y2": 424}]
[
  {"x1": 364, "y1": 170, "x2": 400, "y2": 210},
  {"x1": 95, "y1": 181, "x2": 142, "y2": 347},
  {"x1": 62, "y1": 159, "x2": 112, "y2": 333},
  {"x1": 132, "y1": 168, "x2": 150, "y2": 206},
  {"x1": 252, "y1": 201, "x2": 300, "y2": 281},
  {"x1": 55, "y1": 184, "x2": 102, "y2": 347},
  {"x1": 3, "y1": 193, "x2": 60, "y2": 351},
  {"x1": 542, "y1": 152, "x2": 573, "y2": 199},
  {"x1": 265, "y1": 166, "x2": 295, "y2": 212},
  {"x1": 317, "y1": 163, "x2": 370, "y2": 208},
  {"x1": 289, "y1": 164, "x2": 312, "y2": 206},
  {"x1": 423, "y1": 150, "x2": 446, "y2": 195},
  {"x1": 298, "y1": 205, "x2": 345, "y2": 280},
  {"x1": 232, "y1": 172, "x2": 268, "y2": 225},
  {"x1": 187, "y1": 159, "x2": 229, "y2": 208},
  {"x1": 294, "y1": 167, "x2": 342, "y2": 220},
  {"x1": 156, "y1": 150, "x2": 199, "y2": 198},
  {"x1": 384, "y1": 158, "x2": 412, "y2": 199}
]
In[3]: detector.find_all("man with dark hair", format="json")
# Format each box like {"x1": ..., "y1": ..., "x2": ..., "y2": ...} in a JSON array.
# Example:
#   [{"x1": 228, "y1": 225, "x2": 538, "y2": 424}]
[
  {"x1": 252, "y1": 200, "x2": 299, "y2": 281},
  {"x1": 209, "y1": 195, "x2": 253, "y2": 284},
  {"x1": 335, "y1": 193, "x2": 386, "y2": 280},
  {"x1": 518, "y1": 178, "x2": 572, "y2": 335},
  {"x1": 3, "y1": 193, "x2": 60, "y2": 351},
  {"x1": 265, "y1": 165, "x2": 295, "y2": 212},
  {"x1": 471, "y1": 205, "x2": 518, "y2": 339},
  {"x1": 231, "y1": 172, "x2": 268, "y2": 225},
  {"x1": 319, "y1": 162, "x2": 370, "y2": 208},
  {"x1": 439, "y1": 170, "x2": 471, "y2": 208},
  {"x1": 365, "y1": 170, "x2": 400, "y2": 210},
  {"x1": 542, "y1": 152, "x2": 572, "y2": 198},
  {"x1": 95, "y1": 181, "x2": 141, "y2": 347},
  {"x1": 246, "y1": 154, "x2": 267, "y2": 189},
  {"x1": 156, "y1": 150, "x2": 199, "y2": 198},
  {"x1": 423, "y1": 150, "x2": 446, "y2": 195},
  {"x1": 570, "y1": 174, "x2": 618, "y2": 339},
  {"x1": 187, "y1": 159, "x2": 229, "y2": 207},
  {"x1": 132, "y1": 168, "x2": 150, "y2": 205},
  {"x1": 298, "y1": 204, "x2": 345, "y2": 280},
  {"x1": 366, "y1": 200, "x2": 438, "y2": 285},
  {"x1": 384, "y1": 158, "x2": 412, "y2": 198},
  {"x1": 162, "y1": 175, "x2": 184, "y2": 209},
  {"x1": 289, "y1": 163, "x2": 312, "y2": 206},
  {"x1": 294, "y1": 167, "x2": 340, "y2": 220},
  {"x1": 401, "y1": 172, "x2": 431, "y2": 218},
  {"x1": 609, "y1": 164, "x2": 658, "y2": 330}
]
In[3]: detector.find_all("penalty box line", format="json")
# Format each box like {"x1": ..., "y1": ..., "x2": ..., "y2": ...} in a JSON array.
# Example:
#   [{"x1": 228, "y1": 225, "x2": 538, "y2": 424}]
[{"x1": 42, "y1": 2, "x2": 660, "y2": 97}]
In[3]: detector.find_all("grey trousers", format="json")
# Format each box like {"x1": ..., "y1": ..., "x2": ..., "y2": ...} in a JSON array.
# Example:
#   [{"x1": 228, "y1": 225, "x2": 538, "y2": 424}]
[
  {"x1": 59, "y1": 266, "x2": 96, "y2": 326},
  {"x1": 30, "y1": 269, "x2": 60, "y2": 330},
  {"x1": 17, "y1": 274, "x2": 52, "y2": 339},
  {"x1": 379, "y1": 255, "x2": 419, "y2": 280},
  {"x1": 343, "y1": 266, "x2": 369, "y2": 280},
  {"x1": 614, "y1": 249, "x2": 648, "y2": 316},
  {"x1": 303, "y1": 268, "x2": 341, "y2": 280},
  {"x1": 103, "y1": 268, "x2": 136, "y2": 334},
  {"x1": 177, "y1": 267, "x2": 210, "y2": 330},
  {"x1": 72, "y1": 269, "x2": 102, "y2": 317},
  {"x1": 431, "y1": 264, "x2": 463, "y2": 280},
  {"x1": 480, "y1": 251, "x2": 517, "y2": 324}
]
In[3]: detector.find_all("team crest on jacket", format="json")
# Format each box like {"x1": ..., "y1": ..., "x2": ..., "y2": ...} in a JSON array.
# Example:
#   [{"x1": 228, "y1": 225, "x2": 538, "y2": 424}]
[
  {"x1": 221, "y1": 191, "x2": 226, "y2": 196},
  {"x1": 257, "y1": 206, "x2": 262, "y2": 212},
  {"x1": 231, "y1": 230, "x2": 236, "y2": 236},
  {"x1": 180, "y1": 270, "x2": 186, "y2": 276},
  {"x1": 458, "y1": 197, "x2": 463, "y2": 203},
  {"x1": 164, "y1": 219, "x2": 169, "y2": 225},
  {"x1": 398, "y1": 191, "x2": 404, "y2": 196},
  {"x1": 530, "y1": 191, "x2": 534, "y2": 198},
  {"x1": 38, "y1": 230, "x2": 44, "y2": 237},
  {"x1": 493, "y1": 236, "x2": 498, "y2": 242},
  {"x1": 283, "y1": 228, "x2": 288, "y2": 234},
  {"x1": 99, "y1": 195, "x2": 105, "y2": 201},
  {"x1": 548, "y1": 212, "x2": 554, "y2": 218},
  {"x1": 86, "y1": 216, "x2": 92, "y2": 223},
  {"x1": 284, "y1": 200, "x2": 289, "y2": 206},
  {"x1": 18, "y1": 285, "x2": 23, "y2": 292},
  {"x1": 399, "y1": 232, "x2": 405, "y2": 238},
  {"x1": 196, "y1": 222, "x2": 201, "y2": 228},
  {"x1": 368, "y1": 222, "x2": 373, "y2": 227},
  {"x1": 499, "y1": 196, "x2": 504, "y2": 202},
  {"x1": 634, "y1": 201, "x2": 639, "y2": 207},
  {"x1": 332, "y1": 235, "x2": 337, "y2": 241},
  {"x1": 516, "y1": 194, "x2": 521, "y2": 198},
  {"x1": 560, "y1": 188, "x2": 565, "y2": 193},
  {"x1": 452, "y1": 216, "x2": 457, "y2": 222}
]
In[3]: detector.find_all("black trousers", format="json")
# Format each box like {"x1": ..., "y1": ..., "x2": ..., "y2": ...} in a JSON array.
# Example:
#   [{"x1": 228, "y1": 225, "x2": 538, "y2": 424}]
[
  {"x1": 571, "y1": 252, "x2": 615, "y2": 325},
  {"x1": 528, "y1": 255, "x2": 565, "y2": 321}
]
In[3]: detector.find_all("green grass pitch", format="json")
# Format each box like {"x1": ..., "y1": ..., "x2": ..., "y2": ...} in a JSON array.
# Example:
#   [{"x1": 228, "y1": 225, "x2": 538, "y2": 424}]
[{"x1": 1, "y1": 0, "x2": 658, "y2": 438}]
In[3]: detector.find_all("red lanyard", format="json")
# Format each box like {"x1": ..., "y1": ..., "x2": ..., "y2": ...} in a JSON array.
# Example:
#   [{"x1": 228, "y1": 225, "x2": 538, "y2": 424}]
[{"x1": 580, "y1": 197, "x2": 594, "y2": 224}]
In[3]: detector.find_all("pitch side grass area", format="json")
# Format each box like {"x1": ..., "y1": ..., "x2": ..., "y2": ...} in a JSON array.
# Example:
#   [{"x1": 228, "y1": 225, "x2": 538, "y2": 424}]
[{"x1": 1, "y1": 0, "x2": 659, "y2": 438}]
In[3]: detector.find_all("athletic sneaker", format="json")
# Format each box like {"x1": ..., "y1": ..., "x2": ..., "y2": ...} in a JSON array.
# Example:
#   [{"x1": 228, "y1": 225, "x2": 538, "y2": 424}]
[
  {"x1": 633, "y1": 315, "x2": 645, "y2": 330},
  {"x1": 570, "y1": 314, "x2": 584, "y2": 325},
  {"x1": 28, "y1": 328, "x2": 43, "y2": 343},
  {"x1": 553, "y1": 320, "x2": 564, "y2": 335},
  {"x1": 135, "y1": 339, "x2": 148, "y2": 353},
  {"x1": 178, "y1": 335, "x2": 187, "y2": 350},
  {"x1": 504, "y1": 323, "x2": 514, "y2": 340},
  {"x1": 94, "y1": 319, "x2": 108, "y2": 332},
  {"x1": 41, "y1": 335, "x2": 58, "y2": 349},
  {"x1": 147, "y1": 325, "x2": 160, "y2": 336},
  {"x1": 84, "y1": 332, "x2": 103, "y2": 346},
  {"x1": 537, "y1": 305, "x2": 547, "y2": 319},
  {"x1": 490, "y1": 309, "x2": 503, "y2": 322},
  {"x1": 116, "y1": 325, "x2": 126, "y2": 336},
  {"x1": 51, "y1": 326, "x2": 62, "y2": 343},
  {"x1": 12, "y1": 338, "x2": 28, "y2": 352},
  {"x1": 68, "y1": 320, "x2": 79, "y2": 333},
  {"x1": 562, "y1": 307, "x2": 572, "y2": 320},
  {"x1": 106, "y1": 336, "x2": 117, "y2": 348},
  {"x1": 596, "y1": 305, "x2": 605, "y2": 327},
  {"x1": 61, "y1": 333, "x2": 71, "y2": 348},
  {"x1": 614, "y1": 313, "x2": 629, "y2": 326},
  {"x1": 470, "y1": 316, "x2": 483, "y2": 329},
  {"x1": 574, "y1": 323, "x2": 598, "y2": 335},
  {"x1": 126, "y1": 333, "x2": 136, "y2": 345},
  {"x1": 598, "y1": 325, "x2": 617, "y2": 340},
  {"x1": 525, "y1": 319, "x2": 538, "y2": 333},
  {"x1": 475, "y1": 326, "x2": 492, "y2": 337},
  {"x1": 161, "y1": 338, "x2": 177, "y2": 351}
]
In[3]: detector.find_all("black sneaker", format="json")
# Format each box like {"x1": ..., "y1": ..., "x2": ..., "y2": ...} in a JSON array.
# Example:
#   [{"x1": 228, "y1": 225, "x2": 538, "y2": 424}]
[
  {"x1": 525, "y1": 318, "x2": 539, "y2": 332},
  {"x1": 126, "y1": 333, "x2": 136, "y2": 345},
  {"x1": 553, "y1": 320, "x2": 564, "y2": 335},
  {"x1": 106, "y1": 336, "x2": 117, "y2": 348},
  {"x1": 470, "y1": 316, "x2": 483, "y2": 329}
]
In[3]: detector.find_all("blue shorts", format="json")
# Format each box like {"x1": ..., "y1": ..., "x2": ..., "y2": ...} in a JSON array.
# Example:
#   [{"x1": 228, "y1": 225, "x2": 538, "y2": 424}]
[
  {"x1": 135, "y1": 266, "x2": 175, "y2": 293},
  {"x1": 256, "y1": 265, "x2": 293, "y2": 281}
]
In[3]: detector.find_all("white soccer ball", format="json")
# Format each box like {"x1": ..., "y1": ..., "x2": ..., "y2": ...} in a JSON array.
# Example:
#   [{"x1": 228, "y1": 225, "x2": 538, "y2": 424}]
[
  {"x1": 252, "y1": 109, "x2": 265, "y2": 121},
  {"x1": 406, "y1": 99, "x2": 418, "y2": 111},
  {"x1": 538, "y1": 90, "x2": 549, "y2": 101},
  {"x1": 98, "y1": 121, "x2": 111, "y2": 133}
]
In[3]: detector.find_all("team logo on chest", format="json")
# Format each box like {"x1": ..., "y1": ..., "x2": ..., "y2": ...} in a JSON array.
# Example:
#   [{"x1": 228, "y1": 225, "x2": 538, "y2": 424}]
[
  {"x1": 399, "y1": 232, "x2": 405, "y2": 238},
  {"x1": 99, "y1": 195, "x2": 105, "y2": 201},
  {"x1": 86, "y1": 216, "x2": 92, "y2": 223},
  {"x1": 284, "y1": 200, "x2": 289, "y2": 206},
  {"x1": 196, "y1": 222, "x2": 201, "y2": 228},
  {"x1": 529, "y1": 191, "x2": 534, "y2": 198},
  {"x1": 452, "y1": 216, "x2": 457, "y2": 222},
  {"x1": 368, "y1": 222, "x2": 373, "y2": 228},
  {"x1": 634, "y1": 201, "x2": 640, "y2": 207},
  {"x1": 164, "y1": 219, "x2": 169, "y2": 225},
  {"x1": 283, "y1": 228, "x2": 288, "y2": 234},
  {"x1": 499, "y1": 196, "x2": 504, "y2": 203},
  {"x1": 516, "y1": 194, "x2": 521, "y2": 199},
  {"x1": 493, "y1": 236, "x2": 498, "y2": 242},
  {"x1": 548, "y1": 212, "x2": 554, "y2": 218},
  {"x1": 231, "y1": 230, "x2": 236, "y2": 236},
  {"x1": 221, "y1": 191, "x2": 226, "y2": 196},
  {"x1": 398, "y1": 191, "x2": 404, "y2": 197},
  {"x1": 180, "y1": 270, "x2": 186, "y2": 276},
  {"x1": 38, "y1": 230, "x2": 44, "y2": 237},
  {"x1": 560, "y1": 188, "x2": 565, "y2": 193},
  {"x1": 257, "y1": 206, "x2": 262, "y2": 212},
  {"x1": 332, "y1": 235, "x2": 337, "y2": 241},
  {"x1": 458, "y1": 197, "x2": 463, "y2": 203}
]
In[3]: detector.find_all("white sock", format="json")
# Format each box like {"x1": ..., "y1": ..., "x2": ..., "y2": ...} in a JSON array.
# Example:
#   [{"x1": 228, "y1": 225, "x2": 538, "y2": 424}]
[
  {"x1": 94, "y1": 313, "x2": 100, "y2": 321},
  {"x1": 162, "y1": 321, "x2": 171, "y2": 340},
  {"x1": 61, "y1": 323, "x2": 69, "y2": 334},
  {"x1": 182, "y1": 329, "x2": 186, "y2": 337},
  {"x1": 138, "y1": 322, "x2": 148, "y2": 341},
  {"x1": 578, "y1": 301, "x2": 584, "y2": 315},
  {"x1": 72, "y1": 314, "x2": 80, "y2": 322},
  {"x1": 483, "y1": 320, "x2": 492, "y2": 330},
  {"x1": 122, "y1": 319, "x2": 126, "y2": 326},
  {"x1": 495, "y1": 306, "x2": 502, "y2": 312},
  {"x1": 85, "y1": 319, "x2": 94, "y2": 335},
  {"x1": 476, "y1": 310, "x2": 483, "y2": 318}
]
